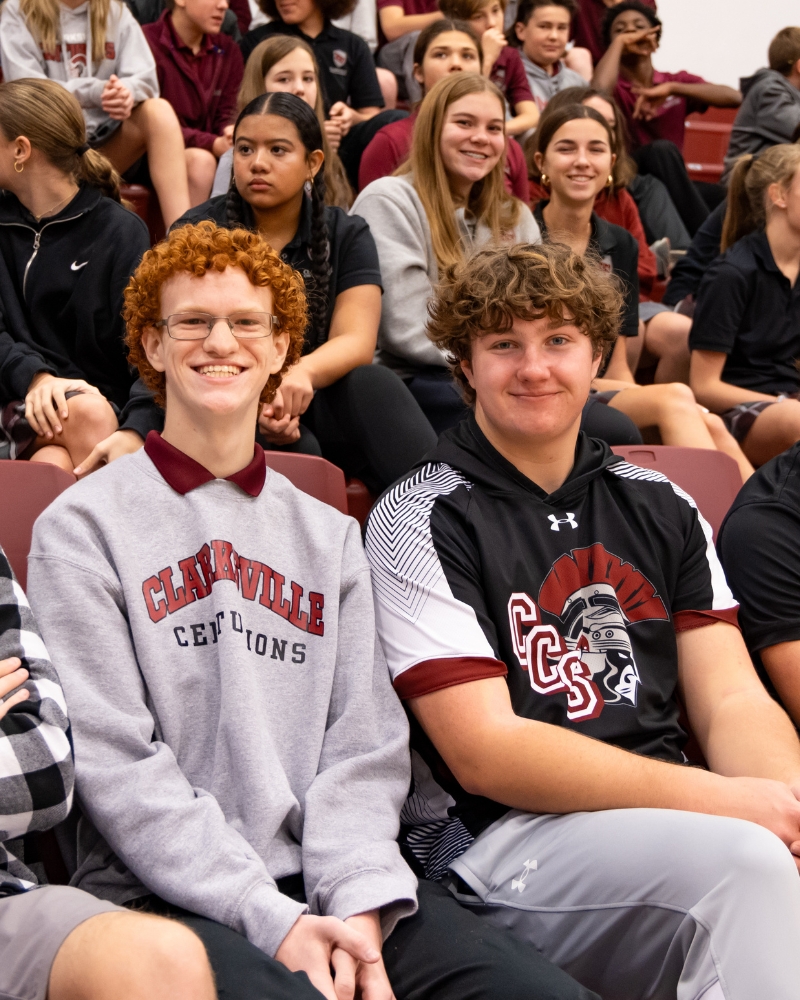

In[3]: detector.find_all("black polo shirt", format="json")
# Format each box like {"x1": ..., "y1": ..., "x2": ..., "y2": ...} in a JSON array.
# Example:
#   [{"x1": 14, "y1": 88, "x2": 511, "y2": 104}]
[
  {"x1": 718, "y1": 442, "x2": 800, "y2": 701},
  {"x1": 174, "y1": 193, "x2": 383, "y2": 348},
  {"x1": 689, "y1": 229, "x2": 800, "y2": 396},
  {"x1": 534, "y1": 202, "x2": 640, "y2": 337},
  {"x1": 240, "y1": 20, "x2": 384, "y2": 114}
]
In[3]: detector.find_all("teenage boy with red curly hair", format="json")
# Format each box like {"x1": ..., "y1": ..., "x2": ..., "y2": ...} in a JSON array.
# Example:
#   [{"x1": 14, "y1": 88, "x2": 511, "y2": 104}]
[
  {"x1": 365, "y1": 241, "x2": 800, "y2": 1000},
  {"x1": 26, "y1": 222, "x2": 597, "y2": 1000}
]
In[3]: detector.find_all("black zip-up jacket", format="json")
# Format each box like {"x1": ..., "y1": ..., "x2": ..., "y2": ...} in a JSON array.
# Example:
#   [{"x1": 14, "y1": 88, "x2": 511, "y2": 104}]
[
  {"x1": 0, "y1": 185, "x2": 150, "y2": 434},
  {"x1": 365, "y1": 415, "x2": 740, "y2": 875}
]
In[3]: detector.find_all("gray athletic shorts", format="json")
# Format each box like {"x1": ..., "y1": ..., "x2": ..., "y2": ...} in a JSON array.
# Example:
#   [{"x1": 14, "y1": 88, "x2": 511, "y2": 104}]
[{"x1": 0, "y1": 885, "x2": 122, "y2": 1000}]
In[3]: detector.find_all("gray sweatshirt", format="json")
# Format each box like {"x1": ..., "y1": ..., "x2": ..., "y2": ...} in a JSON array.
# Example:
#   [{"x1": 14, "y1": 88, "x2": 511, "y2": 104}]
[
  {"x1": 0, "y1": 0, "x2": 158, "y2": 141},
  {"x1": 722, "y1": 68, "x2": 800, "y2": 183},
  {"x1": 27, "y1": 447, "x2": 416, "y2": 955},
  {"x1": 520, "y1": 53, "x2": 587, "y2": 112},
  {"x1": 351, "y1": 174, "x2": 541, "y2": 375}
]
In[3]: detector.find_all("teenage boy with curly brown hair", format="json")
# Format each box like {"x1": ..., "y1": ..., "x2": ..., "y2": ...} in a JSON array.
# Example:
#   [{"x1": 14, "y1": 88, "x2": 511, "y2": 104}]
[
  {"x1": 365, "y1": 240, "x2": 800, "y2": 1000},
  {"x1": 27, "y1": 222, "x2": 598, "y2": 1000}
]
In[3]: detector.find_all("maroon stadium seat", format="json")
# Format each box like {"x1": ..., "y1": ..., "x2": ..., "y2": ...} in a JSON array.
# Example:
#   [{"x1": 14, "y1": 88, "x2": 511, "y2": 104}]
[
  {"x1": 262, "y1": 452, "x2": 349, "y2": 515},
  {"x1": 683, "y1": 106, "x2": 736, "y2": 184},
  {"x1": 610, "y1": 445, "x2": 742, "y2": 540},
  {"x1": 0, "y1": 460, "x2": 76, "y2": 591}
]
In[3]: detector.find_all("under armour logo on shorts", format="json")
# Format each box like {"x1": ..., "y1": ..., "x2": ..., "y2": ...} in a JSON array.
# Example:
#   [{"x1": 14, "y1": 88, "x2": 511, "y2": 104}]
[
  {"x1": 511, "y1": 859, "x2": 537, "y2": 892},
  {"x1": 548, "y1": 513, "x2": 578, "y2": 531}
]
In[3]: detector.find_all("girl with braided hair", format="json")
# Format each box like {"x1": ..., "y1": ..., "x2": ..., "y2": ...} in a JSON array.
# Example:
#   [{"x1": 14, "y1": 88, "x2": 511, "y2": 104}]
[{"x1": 173, "y1": 91, "x2": 436, "y2": 493}]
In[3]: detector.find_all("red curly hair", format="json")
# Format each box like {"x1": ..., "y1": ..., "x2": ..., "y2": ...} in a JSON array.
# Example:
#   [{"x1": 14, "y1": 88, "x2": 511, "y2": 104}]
[{"x1": 124, "y1": 222, "x2": 308, "y2": 408}]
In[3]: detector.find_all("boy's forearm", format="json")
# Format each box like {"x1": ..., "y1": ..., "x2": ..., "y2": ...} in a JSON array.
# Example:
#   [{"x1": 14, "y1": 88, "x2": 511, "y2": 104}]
[
  {"x1": 378, "y1": 7, "x2": 442, "y2": 41},
  {"x1": 591, "y1": 37, "x2": 624, "y2": 94},
  {"x1": 673, "y1": 82, "x2": 741, "y2": 107}
]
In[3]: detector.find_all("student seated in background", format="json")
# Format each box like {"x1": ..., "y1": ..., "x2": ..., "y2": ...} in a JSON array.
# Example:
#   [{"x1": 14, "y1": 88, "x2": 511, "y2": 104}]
[
  {"x1": 177, "y1": 92, "x2": 435, "y2": 494},
  {"x1": 439, "y1": 0, "x2": 539, "y2": 137},
  {"x1": 0, "y1": 544, "x2": 216, "y2": 1000},
  {"x1": 0, "y1": 80, "x2": 151, "y2": 474},
  {"x1": 143, "y1": 0, "x2": 244, "y2": 205},
  {"x1": 0, "y1": 0, "x2": 191, "y2": 227},
  {"x1": 365, "y1": 239, "x2": 800, "y2": 1000},
  {"x1": 512, "y1": 0, "x2": 585, "y2": 111},
  {"x1": 127, "y1": 0, "x2": 249, "y2": 38},
  {"x1": 211, "y1": 35, "x2": 352, "y2": 205},
  {"x1": 352, "y1": 73, "x2": 540, "y2": 435},
  {"x1": 359, "y1": 19, "x2": 529, "y2": 199},
  {"x1": 593, "y1": 1, "x2": 740, "y2": 237},
  {"x1": 569, "y1": 0, "x2": 653, "y2": 68},
  {"x1": 378, "y1": 0, "x2": 442, "y2": 43},
  {"x1": 240, "y1": 0, "x2": 405, "y2": 188},
  {"x1": 27, "y1": 221, "x2": 598, "y2": 1000},
  {"x1": 723, "y1": 27, "x2": 800, "y2": 184},
  {"x1": 717, "y1": 442, "x2": 800, "y2": 733},
  {"x1": 690, "y1": 145, "x2": 800, "y2": 468},
  {"x1": 531, "y1": 102, "x2": 752, "y2": 475}
]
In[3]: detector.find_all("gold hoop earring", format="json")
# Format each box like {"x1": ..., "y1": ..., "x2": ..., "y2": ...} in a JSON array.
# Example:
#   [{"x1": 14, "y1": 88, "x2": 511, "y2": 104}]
[
  {"x1": 13, "y1": 161, "x2": 23, "y2": 174},
  {"x1": 540, "y1": 172, "x2": 550, "y2": 188},
  {"x1": 606, "y1": 173, "x2": 614, "y2": 188}
]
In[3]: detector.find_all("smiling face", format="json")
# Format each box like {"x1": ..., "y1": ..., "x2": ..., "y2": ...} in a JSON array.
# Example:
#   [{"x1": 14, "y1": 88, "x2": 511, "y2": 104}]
[
  {"x1": 177, "y1": 0, "x2": 228, "y2": 35},
  {"x1": 264, "y1": 48, "x2": 318, "y2": 109},
  {"x1": 609, "y1": 8, "x2": 659, "y2": 55},
  {"x1": 515, "y1": 4, "x2": 572, "y2": 69},
  {"x1": 536, "y1": 117, "x2": 614, "y2": 207},
  {"x1": 414, "y1": 30, "x2": 481, "y2": 91},
  {"x1": 141, "y1": 268, "x2": 290, "y2": 423},
  {"x1": 232, "y1": 113, "x2": 322, "y2": 213},
  {"x1": 469, "y1": 0, "x2": 504, "y2": 37},
  {"x1": 439, "y1": 91, "x2": 506, "y2": 199},
  {"x1": 461, "y1": 314, "x2": 601, "y2": 447}
]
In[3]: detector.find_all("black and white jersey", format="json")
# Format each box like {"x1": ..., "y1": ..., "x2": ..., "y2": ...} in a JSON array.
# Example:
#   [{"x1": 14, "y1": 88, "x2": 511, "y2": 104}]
[{"x1": 365, "y1": 415, "x2": 738, "y2": 878}]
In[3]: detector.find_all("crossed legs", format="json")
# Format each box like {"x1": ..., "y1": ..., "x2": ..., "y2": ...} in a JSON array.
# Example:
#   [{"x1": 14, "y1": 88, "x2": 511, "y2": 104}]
[
  {"x1": 27, "y1": 392, "x2": 119, "y2": 475},
  {"x1": 100, "y1": 99, "x2": 191, "y2": 227}
]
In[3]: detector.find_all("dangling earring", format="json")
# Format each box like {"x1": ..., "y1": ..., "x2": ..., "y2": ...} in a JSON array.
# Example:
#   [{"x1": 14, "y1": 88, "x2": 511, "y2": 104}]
[
  {"x1": 540, "y1": 172, "x2": 549, "y2": 188},
  {"x1": 606, "y1": 173, "x2": 614, "y2": 188},
  {"x1": 304, "y1": 179, "x2": 313, "y2": 197},
  {"x1": 13, "y1": 161, "x2": 23, "y2": 174}
]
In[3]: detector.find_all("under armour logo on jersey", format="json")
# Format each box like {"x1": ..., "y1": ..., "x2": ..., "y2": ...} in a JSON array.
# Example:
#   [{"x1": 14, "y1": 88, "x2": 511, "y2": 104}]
[
  {"x1": 548, "y1": 513, "x2": 578, "y2": 531},
  {"x1": 511, "y1": 859, "x2": 537, "y2": 892}
]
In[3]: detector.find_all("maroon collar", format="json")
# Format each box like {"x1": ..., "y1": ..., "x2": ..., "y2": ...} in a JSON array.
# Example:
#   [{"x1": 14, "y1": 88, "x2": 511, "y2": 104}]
[
  {"x1": 144, "y1": 431, "x2": 267, "y2": 497},
  {"x1": 163, "y1": 10, "x2": 214, "y2": 55}
]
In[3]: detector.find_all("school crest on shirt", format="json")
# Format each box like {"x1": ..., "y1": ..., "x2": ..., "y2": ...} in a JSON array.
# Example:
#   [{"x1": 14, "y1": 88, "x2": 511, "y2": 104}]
[
  {"x1": 332, "y1": 49, "x2": 348, "y2": 68},
  {"x1": 507, "y1": 543, "x2": 669, "y2": 722}
]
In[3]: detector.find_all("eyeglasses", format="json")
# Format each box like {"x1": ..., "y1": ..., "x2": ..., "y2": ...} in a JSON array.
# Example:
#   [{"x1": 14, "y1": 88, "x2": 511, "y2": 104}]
[{"x1": 155, "y1": 312, "x2": 279, "y2": 341}]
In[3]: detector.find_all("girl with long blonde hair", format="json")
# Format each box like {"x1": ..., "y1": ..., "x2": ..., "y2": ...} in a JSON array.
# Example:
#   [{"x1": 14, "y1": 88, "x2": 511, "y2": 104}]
[
  {"x1": 690, "y1": 144, "x2": 800, "y2": 466},
  {"x1": 212, "y1": 34, "x2": 352, "y2": 207},
  {"x1": 0, "y1": 0, "x2": 191, "y2": 225},
  {"x1": 351, "y1": 72, "x2": 539, "y2": 432},
  {"x1": 0, "y1": 79, "x2": 151, "y2": 474}
]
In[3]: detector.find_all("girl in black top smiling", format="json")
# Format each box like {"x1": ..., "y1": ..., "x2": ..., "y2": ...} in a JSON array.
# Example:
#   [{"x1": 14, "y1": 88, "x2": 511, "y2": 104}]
[
  {"x1": 690, "y1": 144, "x2": 800, "y2": 467},
  {"x1": 533, "y1": 102, "x2": 753, "y2": 478},
  {"x1": 177, "y1": 92, "x2": 435, "y2": 493}
]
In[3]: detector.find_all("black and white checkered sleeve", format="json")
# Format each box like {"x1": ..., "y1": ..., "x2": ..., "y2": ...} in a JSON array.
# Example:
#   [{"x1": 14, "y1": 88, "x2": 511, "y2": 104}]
[{"x1": 0, "y1": 545, "x2": 73, "y2": 847}]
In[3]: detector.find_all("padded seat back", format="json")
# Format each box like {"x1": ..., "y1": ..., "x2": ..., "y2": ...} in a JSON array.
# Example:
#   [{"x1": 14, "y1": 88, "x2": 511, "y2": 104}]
[
  {"x1": 263, "y1": 452, "x2": 348, "y2": 515},
  {"x1": 0, "y1": 461, "x2": 76, "y2": 591},
  {"x1": 610, "y1": 445, "x2": 742, "y2": 540}
]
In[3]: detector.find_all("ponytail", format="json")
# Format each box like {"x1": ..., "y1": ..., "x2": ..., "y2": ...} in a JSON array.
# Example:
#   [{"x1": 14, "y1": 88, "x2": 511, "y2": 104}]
[
  {"x1": 78, "y1": 148, "x2": 123, "y2": 203},
  {"x1": 722, "y1": 145, "x2": 800, "y2": 251},
  {"x1": 306, "y1": 168, "x2": 331, "y2": 351},
  {"x1": 722, "y1": 155, "x2": 758, "y2": 251}
]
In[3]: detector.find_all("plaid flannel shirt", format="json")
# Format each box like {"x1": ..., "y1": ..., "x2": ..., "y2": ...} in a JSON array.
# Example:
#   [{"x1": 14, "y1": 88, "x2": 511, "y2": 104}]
[{"x1": 0, "y1": 546, "x2": 73, "y2": 895}]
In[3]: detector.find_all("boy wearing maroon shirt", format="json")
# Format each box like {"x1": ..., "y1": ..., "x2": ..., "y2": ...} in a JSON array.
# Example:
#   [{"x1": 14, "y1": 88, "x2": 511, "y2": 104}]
[{"x1": 144, "y1": 0, "x2": 244, "y2": 203}]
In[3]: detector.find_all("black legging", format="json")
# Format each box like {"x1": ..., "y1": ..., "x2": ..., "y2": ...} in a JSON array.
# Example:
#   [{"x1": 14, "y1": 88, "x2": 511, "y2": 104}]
[
  {"x1": 260, "y1": 365, "x2": 436, "y2": 495},
  {"x1": 633, "y1": 139, "x2": 710, "y2": 238}
]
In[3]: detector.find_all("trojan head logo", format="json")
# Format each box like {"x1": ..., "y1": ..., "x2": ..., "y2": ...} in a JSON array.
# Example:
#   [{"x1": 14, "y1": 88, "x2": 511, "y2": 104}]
[{"x1": 538, "y1": 544, "x2": 668, "y2": 707}]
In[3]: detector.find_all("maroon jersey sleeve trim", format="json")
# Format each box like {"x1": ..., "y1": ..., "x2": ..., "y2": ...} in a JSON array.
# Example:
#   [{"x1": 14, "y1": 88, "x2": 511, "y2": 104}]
[
  {"x1": 673, "y1": 607, "x2": 740, "y2": 632},
  {"x1": 393, "y1": 656, "x2": 508, "y2": 700}
]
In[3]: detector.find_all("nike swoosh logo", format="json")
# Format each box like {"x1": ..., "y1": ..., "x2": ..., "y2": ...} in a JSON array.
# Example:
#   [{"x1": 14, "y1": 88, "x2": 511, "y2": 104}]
[{"x1": 71, "y1": 260, "x2": 88, "y2": 271}]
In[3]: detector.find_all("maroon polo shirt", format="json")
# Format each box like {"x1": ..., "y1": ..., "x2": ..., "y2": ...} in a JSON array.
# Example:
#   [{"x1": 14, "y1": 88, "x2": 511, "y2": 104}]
[
  {"x1": 143, "y1": 11, "x2": 244, "y2": 153},
  {"x1": 615, "y1": 69, "x2": 707, "y2": 152},
  {"x1": 489, "y1": 47, "x2": 534, "y2": 109},
  {"x1": 145, "y1": 431, "x2": 267, "y2": 496}
]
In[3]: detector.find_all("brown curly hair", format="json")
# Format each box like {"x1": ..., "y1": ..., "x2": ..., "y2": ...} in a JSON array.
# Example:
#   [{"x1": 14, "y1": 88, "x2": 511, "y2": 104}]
[
  {"x1": 124, "y1": 222, "x2": 307, "y2": 408},
  {"x1": 427, "y1": 242, "x2": 623, "y2": 406}
]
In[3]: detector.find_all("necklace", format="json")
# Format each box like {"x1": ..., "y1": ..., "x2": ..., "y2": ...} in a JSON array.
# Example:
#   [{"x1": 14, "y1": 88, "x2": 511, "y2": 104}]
[{"x1": 33, "y1": 186, "x2": 79, "y2": 222}]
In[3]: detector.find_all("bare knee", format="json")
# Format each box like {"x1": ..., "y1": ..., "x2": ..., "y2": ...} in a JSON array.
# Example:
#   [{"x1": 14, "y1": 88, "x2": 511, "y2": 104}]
[
  {"x1": 50, "y1": 911, "x2": 215, "y2": 1000},
  {"x1": 376, "y1": 67, "x2": 398, "y2": 109},
  {"x1": 653, "y1": 381, "x2": 696, "y2": 418},
  {"x1": 135, "y1": 98, "x2": 182, "y2": 131},
  {"x1": 65, "y1": 393, "x2": 118, "y2": 440}
]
